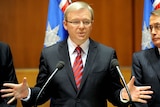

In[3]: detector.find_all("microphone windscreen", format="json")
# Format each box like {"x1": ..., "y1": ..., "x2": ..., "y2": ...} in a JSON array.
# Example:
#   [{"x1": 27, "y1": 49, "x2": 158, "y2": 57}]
[
  {"x1": 56, "y1": 61, "x2": 65, "y2": 70},
  {"x1": 111, "y1": 59, "x2": 119, "y2": 68}
]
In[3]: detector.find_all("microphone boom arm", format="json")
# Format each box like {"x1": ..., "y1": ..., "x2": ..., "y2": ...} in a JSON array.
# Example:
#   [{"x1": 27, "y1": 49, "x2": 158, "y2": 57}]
[
  {"x1": 34, "y1": 61, "x2": 65, "y2": 107},
  {"x1": 34, "y1": 68, "x2": 58, "y2": 107},
  {"x1": 116, "y1": 66, "x2": 132, "y2": 106}
]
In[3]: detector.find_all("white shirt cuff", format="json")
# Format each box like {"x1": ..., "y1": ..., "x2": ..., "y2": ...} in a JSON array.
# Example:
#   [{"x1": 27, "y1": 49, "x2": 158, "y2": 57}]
[
  {"x1": 21, "y1": 88, "x2": 31, "y2": 101},
  {"x1": 120, "y1": 89, "x2": 129, "y2": 103}
]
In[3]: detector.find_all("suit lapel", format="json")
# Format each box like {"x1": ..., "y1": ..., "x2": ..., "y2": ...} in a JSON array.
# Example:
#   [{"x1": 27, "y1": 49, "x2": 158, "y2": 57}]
[
  {"x1": 58, "y1": 41, "x2": 77, "y2": 91},
  {"x1": 58, "y1": 39, "x2": 98, "y2": 93},
  {"x1": 147, "y1": 48, "x2": 160, "y2": 81},
  {"x1": 78, "y1": 39, "x2": 97, "y2": 91}
]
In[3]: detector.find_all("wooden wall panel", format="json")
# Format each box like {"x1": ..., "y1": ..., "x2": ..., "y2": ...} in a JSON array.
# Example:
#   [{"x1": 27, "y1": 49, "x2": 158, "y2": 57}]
[
  {"x1": 0, "y1": 0, "x2": 48, "y2": 68},
  {"x1": 0, "y1": 0, "x2": 144, "y2": 68},
  {"x1": 133, "y1": 0, "x2": 144, "y2": 52},
  {"x1": 88, "y1": 0, "x2": 133, "y2": 66}
]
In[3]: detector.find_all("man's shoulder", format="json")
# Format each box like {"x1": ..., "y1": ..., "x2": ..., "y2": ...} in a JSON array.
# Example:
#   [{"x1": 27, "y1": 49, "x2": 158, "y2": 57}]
[
  {"x1": 134, "y1": 48, "x2": 155, "y2": 55},
  {"x1": 42, "y1": 40, "x2": 66, "y2": 53},
  {"x1": 0, "y1": 42, "x2": 9, "y2": 48},
  {"x1": 0, "y1": 42, "x2": 10, "y2": 54},
  {"x1": 90, "y1": 39, "x2": 114, "y2": 51}
]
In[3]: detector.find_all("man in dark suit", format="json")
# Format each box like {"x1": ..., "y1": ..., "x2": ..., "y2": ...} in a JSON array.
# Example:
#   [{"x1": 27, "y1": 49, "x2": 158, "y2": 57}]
[
  {"x1": 0, "y1": 42, "x2": 18, "y2": 107},
  {"x1": 0, "y1": 1, "x2": 153, "y2": 107},
  {"x1": 131, "y1": 9, "x2": 160, "y2": 107}
]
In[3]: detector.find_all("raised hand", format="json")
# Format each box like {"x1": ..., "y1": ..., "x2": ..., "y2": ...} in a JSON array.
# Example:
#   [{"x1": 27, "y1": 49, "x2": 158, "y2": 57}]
[
  {"x1": 0, "y1": 77, "x2": 29, "y2": 104},
  {"x1": 121, "y1": 76, "x2": 153, "y2": 103}
]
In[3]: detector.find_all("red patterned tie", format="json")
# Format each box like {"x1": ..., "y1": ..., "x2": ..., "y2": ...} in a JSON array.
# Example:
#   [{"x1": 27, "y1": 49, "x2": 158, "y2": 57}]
[{"x1": 73, "y1": 46, "x2": 83, "y2": 89}]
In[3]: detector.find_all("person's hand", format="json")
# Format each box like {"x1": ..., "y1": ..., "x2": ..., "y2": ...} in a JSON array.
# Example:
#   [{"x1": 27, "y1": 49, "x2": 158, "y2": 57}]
[
  {"x1": 121, "y1": 76, "x2": 153, "y2": 103},
  {"x1": 0, "y1": 77, "x2": 29, "y2": 104}
]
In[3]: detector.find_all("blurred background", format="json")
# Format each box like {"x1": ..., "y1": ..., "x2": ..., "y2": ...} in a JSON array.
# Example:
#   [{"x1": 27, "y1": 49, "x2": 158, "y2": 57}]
[{"x1": 0, "y1": 0, "x2": 144, "y2": 68}]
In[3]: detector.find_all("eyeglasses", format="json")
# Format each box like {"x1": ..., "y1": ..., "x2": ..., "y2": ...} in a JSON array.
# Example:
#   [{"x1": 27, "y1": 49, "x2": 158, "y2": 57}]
[
  {"x1": 66, "y1": 20, "x2": 92, "y2": 26},
  {"x1": 149, "y1": 23, "x2": 160, "y2": 32}
]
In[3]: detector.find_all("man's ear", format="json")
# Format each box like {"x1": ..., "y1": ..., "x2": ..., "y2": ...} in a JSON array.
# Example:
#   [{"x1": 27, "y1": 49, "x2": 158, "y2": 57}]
[{"x1": 63, "y1": 20, "x2": 68, "y2": 30}]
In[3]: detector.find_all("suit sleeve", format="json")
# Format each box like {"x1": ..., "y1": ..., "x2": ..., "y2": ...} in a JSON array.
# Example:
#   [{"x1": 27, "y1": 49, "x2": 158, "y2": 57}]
[
  {"x1": 107, "y1": 50, "x2": 129, "y2": 107},
  {"x1": 131, "y1": 53, "x2": 148, "y2": 107},
  {"x1": 0, "y1": 43, "x2": 18, "y2": 106}
]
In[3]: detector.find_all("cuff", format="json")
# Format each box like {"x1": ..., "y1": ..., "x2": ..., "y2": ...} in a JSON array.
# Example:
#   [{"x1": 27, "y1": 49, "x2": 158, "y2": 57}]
[
  {"x1": 120, "y1": 89, "x2": 129, "y2": 103},
  {"x1": 21, "y1": 88, "x2": 31, "y2": 101}
]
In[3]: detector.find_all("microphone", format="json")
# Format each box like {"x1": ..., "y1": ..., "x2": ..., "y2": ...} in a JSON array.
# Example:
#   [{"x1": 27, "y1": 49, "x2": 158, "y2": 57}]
[
  {"x1": 34, "y1": 61, "x2": 65, "y2": 107},
  {"x1": 111, "y1": 59, "x2": 132, "y2": 106}
]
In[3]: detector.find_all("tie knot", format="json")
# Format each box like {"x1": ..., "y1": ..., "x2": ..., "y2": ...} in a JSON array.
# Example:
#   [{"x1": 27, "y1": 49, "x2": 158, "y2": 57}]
[{"x1": 75, "y1": 46, "x2": 82, "y2": 54}]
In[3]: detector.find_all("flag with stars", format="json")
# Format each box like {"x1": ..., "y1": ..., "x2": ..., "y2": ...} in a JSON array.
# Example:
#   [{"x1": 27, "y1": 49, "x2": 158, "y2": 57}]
[
  {"x1": 44, "y1": 0, "x2": 71, "y2": 47},
  {"x1": 142, "y1": 0, "x2": 160, "y2": 50}
]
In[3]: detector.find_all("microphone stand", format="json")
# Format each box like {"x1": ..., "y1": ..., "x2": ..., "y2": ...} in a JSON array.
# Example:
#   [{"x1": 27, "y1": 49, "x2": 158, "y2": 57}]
[
  {"x1": 34, "y1": 61, "x2": 64, "y2": 107},
  {"x1": 34, "y1": 68, "x2": 58, "y2": 107},
  {"x1": 116, "y1": 66, "x2": 132, "y2": 107}
]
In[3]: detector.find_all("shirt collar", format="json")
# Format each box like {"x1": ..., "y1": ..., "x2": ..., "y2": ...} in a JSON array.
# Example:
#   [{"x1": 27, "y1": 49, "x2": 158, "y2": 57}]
[
  {"x1": 158, "y1": 48, "x2": 160, "y2": 55},
  {"x1": 67, "y1": 37, "x2": 89, "y2": 54}
]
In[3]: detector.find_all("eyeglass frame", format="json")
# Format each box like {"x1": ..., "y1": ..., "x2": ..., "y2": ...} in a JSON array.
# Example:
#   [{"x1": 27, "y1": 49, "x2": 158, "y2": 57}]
[
  {"x1": 65, "y1": 20, "x2": 93, "y2": 26},
  {"x1": 149, "y1": 23, "x2": 160, "y2": 32}
]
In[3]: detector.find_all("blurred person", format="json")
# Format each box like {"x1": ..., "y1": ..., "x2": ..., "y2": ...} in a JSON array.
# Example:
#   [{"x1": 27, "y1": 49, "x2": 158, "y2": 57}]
[
  {"x1": 0, "y1": 1, "x2": 153, "y2": 107},
  {"x1": 0, "y1": 42, "x2": 18, "y2": 107},
  {"x1": 131, "y1": 9, "x2": 160, "y2": 107}
]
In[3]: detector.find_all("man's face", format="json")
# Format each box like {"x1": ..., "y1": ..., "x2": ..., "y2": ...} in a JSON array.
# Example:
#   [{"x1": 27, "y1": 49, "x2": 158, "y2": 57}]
[
  {"x1": 150, "y1": 15, "x2": 160, "y2": 47},
  {"x1": 63, "y1": 8, "x2": 93, "y2": 45}
]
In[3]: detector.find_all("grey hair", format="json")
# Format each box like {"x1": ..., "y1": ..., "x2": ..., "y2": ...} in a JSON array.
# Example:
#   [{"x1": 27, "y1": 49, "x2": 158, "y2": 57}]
[
  {"x1": 151, "y1": 8, "x2": 160, "y2": 16},
  {"x1": 64, "y1": 1, "x2": 94, "y2": 20}
]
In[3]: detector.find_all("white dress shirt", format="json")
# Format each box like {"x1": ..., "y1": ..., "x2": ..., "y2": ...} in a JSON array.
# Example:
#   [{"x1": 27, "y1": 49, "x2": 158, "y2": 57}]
[{"x1": 67, "y1": 37, "x2": 89, "y2": 68}]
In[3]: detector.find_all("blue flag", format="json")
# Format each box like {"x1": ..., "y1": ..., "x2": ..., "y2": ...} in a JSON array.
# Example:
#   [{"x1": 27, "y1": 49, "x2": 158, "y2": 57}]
[
  {"x1": 142, "y1": 0, "x2": 155, "y2": 50},
  {"x1": 142, "y1": 0, "x2": 160, "y2": 50},
  {"x1": 44, "y1": 0, "x2": 71, "y2": 47}
]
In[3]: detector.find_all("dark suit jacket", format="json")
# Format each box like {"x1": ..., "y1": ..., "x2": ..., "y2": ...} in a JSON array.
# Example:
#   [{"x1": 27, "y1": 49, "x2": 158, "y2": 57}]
[
  {"x1": 0, "y1": 42, "x2": 18, "y2": 107},
  {"x1": 22, "y1": 39, "x2": 128, "y2": 107},
  {"x1": 132, "y1": 47, "x2": 160, "y2": 107}
]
